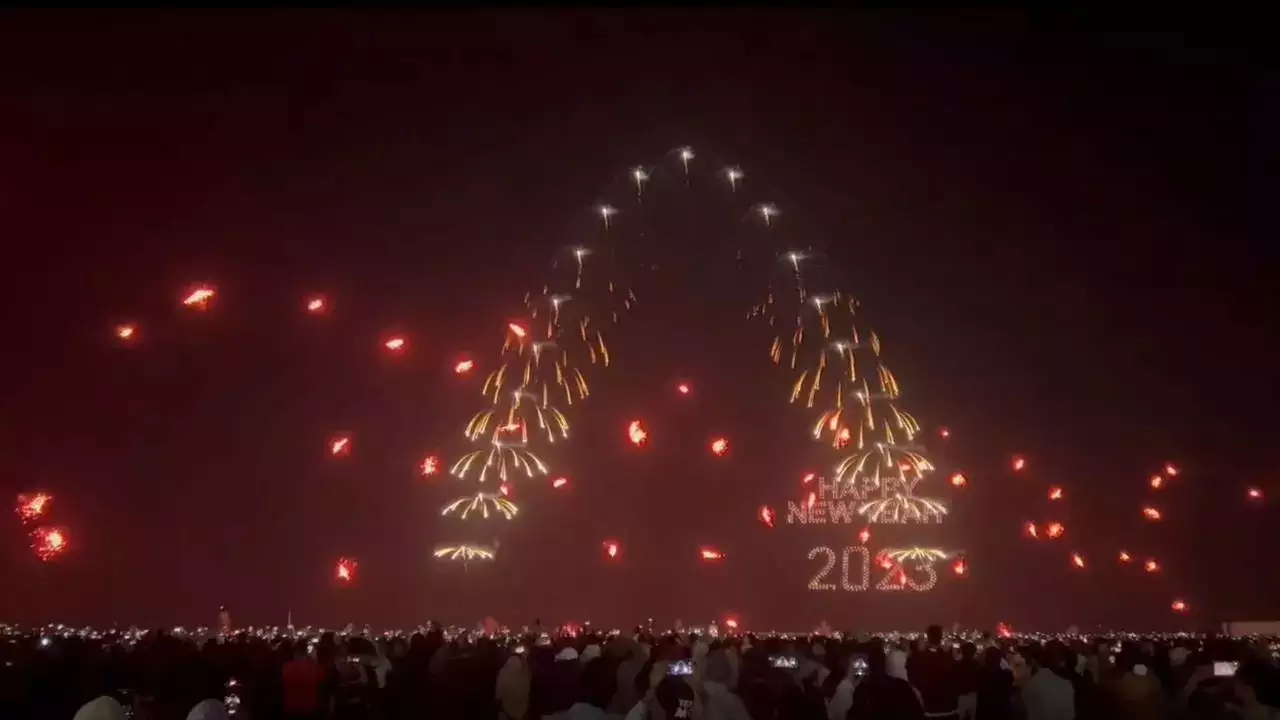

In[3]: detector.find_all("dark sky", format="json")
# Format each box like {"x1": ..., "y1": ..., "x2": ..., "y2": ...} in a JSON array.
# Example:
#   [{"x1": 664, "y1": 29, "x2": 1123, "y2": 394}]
[{"x1": 1, "y1": 10, "x2": 1275, "y2": 631}]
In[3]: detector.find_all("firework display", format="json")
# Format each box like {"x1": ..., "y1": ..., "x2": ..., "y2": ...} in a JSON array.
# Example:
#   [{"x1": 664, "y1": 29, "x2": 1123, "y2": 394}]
[{"x1": 13, "y1": 143, "x2": 1267, "y2": 625}]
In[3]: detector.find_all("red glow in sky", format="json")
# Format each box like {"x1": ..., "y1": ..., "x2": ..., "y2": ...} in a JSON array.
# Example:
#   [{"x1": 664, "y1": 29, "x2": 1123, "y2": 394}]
[
  {"x1": 329, "y1": 435, "x2": 351, "y2": 457},
  {"x1": 627, "y1": 420, "x2": 648, "y2": 446}
]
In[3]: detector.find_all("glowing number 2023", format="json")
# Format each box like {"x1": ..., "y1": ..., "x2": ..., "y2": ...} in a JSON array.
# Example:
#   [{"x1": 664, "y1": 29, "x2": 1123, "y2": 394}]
[{"x1": 808, "y1": 546, "x2": 934, "y2": 592}]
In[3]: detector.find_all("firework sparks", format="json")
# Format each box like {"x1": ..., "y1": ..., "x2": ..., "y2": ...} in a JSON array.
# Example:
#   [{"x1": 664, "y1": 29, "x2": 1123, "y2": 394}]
[
  {"x1": 858, "y1": 494, "x2": 948, "y2": 524},
  {"x1": 950, "y1": 472, "x2": 967, "y2": 488},
  {"x1": 1046, "y1": 522, "x2": 1065, "y2": 539},
  {"x1": 1142, "y1": 506, "x2": 1162, "y2": 522},
  {"x1": 627, "y1": 420, "x2": 648, "y2": 446},
  {"x1": 32, "y1": 527, "x2": 68, "y2": 561},
  {"x1": 801, "y1": 472, "x2": 816, "y2": 485},
  {"x1": 710, "y1": 437, "x2": 729, "y2": 456},
  {"x1": 884, "y1": 547, "x2": 950, "y2": 564},
  {"x1": 454, "y1": 359, "x2": 475, "y2": 374},
  {"x1": 440, "y1": 492, "x2": 518, "y2": 520},
  {"x1": 1172, "y1": 599, "x2": 1189, "y2": 613},
  {"x1": 699, "y1": 547, "x2": 725, "y2": 562},
  {"x1": 329, "y1": 435, "x2": 351, "y2": 457},
  {"x1": 676, "y1": 382, "x2": 692, "y2": 396},
  {"x1": 420, "y1": 455, "x2": 440, "y2": 477},
  {"x1": 15, "y1": 492, "x2": 52, "y2": 523},
  {"x1": 433, "y1": 544, "x2": 495, "y2": 562},
  {"x1": 1070, "y1": 552, "x2": 1085, "y2": 569},
  {"x1": 757, "y1": 203, "x2": 779, "y2": 226},
  {"x1": 857, "y1": 527, "x2": 871, "y2": 544},
  {"x1": 603, "y1": 540, "x2": 620, "y2": 559},
  {"x1": 305, "y1": 295, "x2": 327, "y2": 314},
  {"x1": 552, "y1": 476, "x2": 569, "y2": 489},
  {"x1": 507, "y1": 322, "x2": 528, "y2": 340},
  {"x1": 938, "y1": 427, "x2": 950, "y2": 439},
  {"x1": 383, "y1": 336, "x2": 406, "y2": 352},
  {"x1": 1144, "y1": 558, "x2": 1161, "y2": 573},
  {"x1": 1119, "y1": 550, "x2": 1132, "y2": 563},
  {"x1": 449, "y1": 440, "x2": 549, "y2": 484},
  {"x1": 758, "y1": 505, "x2": 776, "y2": 528},
  {"x1": 181, "y1": 285, "x2": 216, "y2": 310},
  {"x1": 335, "y1": 557, "x2": 357, "y2": 583},
  {"x1": 1163, "y1": 462, "x2": 1179, "y2": 476},
  {"x1": 598, "y1": 204, "x2": 617, "y2": 229},
  {"x1": 724, "y1": 618, "x2": 739, "y2": 630},
  {"x1": 1247, "y1": 487, "x2": 1264, "y2": 500},
  {"x1": 724, "y1": 166, "x2": 744, "y2": 192},
  {"x1": 677, "y1": 146, "x2": 694, "y2": 174},
  {"x1": 952, "y1": 557, "x2": 968, "y2": 576},
  {"x1": 1048, "y1": 486, "x2": 1064, "y2": 501},
  {"x1": 1025, "y1": 522, "x2": 1039, "y2": 539},
  {"x1": 1011, "y1": 455, "x2": 1027, "y2": 472},
  {"x1": 631, "y1": 167, "x2": 649, "y2": 198},
  {"x1": 806, "y1": 491, "x2": 817, "y2": 511},
  {"x1": 114, "y1": 323, "x2": 137, "y2": 342},
  {"x1": 1149, "y1": 475, "x2": 1164, "y2": 489}
]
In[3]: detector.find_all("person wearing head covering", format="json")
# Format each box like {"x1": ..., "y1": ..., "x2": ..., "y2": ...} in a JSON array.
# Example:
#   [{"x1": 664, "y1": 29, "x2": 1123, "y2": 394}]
[
  {"x1": 72, "y1": 696, "x2": 128, "y2": 720},
  {"x1": 1020, "y1": 644, "x2": 1074, "y2": 720},
  {"x1": 186, "y1": 698, "x2": 230, "y2": 720},
  {"x1": 496, "y1": 654, "x2": 531, "y2": 720},
  {"x1": 702, "y1": 649, "x2": 750, "y2": 720},
  {"x1": 849, "y1": 642, "x2": 925, "y2": 720}
]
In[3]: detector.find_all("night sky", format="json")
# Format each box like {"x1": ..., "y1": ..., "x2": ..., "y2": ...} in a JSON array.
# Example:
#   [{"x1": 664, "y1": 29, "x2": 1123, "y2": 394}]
[{"x1": 1, "y1": 10, "x2": 1274, "y2": 631}]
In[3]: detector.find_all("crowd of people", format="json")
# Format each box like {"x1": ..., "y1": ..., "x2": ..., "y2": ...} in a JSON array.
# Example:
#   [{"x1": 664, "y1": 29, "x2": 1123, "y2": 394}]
[{"x1": 2, "y1": 622, "x2": 1278, "y2": 719}]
